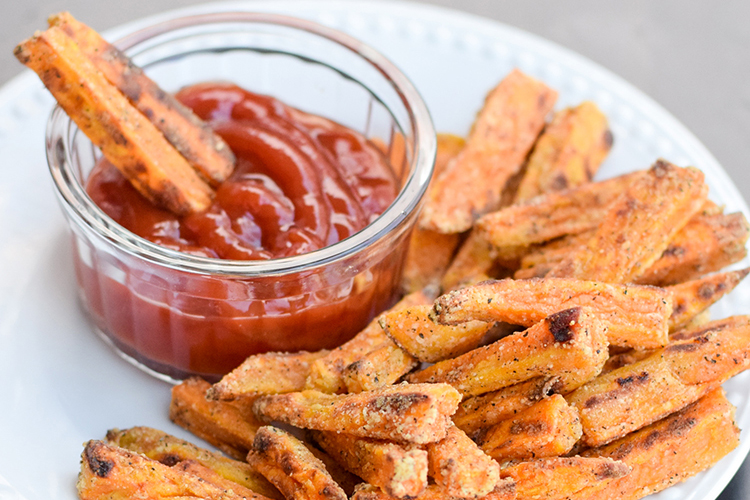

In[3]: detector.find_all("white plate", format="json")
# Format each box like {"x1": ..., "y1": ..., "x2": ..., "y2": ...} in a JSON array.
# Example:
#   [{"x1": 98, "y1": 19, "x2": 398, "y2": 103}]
[{"x1": 1, "y1": 2, "x2": 748, "y2": 499}]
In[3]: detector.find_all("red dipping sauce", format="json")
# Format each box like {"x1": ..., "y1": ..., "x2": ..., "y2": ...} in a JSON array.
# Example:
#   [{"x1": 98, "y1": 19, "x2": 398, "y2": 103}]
[{"x1": 79, "y1": 83, "x2": 403, "y2": 380}]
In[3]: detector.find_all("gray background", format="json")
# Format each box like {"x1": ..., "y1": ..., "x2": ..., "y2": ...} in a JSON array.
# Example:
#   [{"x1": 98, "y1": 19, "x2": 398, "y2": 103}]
[
  {"x1": 2, "y1": 0, "x2": 748, "y2": 203},
  {"x1": 1, "y1": 1, "x2": 749, "y2": 499}
]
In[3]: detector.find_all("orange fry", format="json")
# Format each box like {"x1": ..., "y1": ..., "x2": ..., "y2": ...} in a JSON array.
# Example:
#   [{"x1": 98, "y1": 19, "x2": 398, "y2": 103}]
[
  {"x1": 514, "y1": 101, "x2": 612, "y2": 202},
  {"x1": 169, "y1": 377, "x2": 261, "y2": 460},
  {"x1": 431, "y1": 278, "x2": 672, "y2": 349},
  {"x1": 547, "y1": 161, "x2": 708, "y2": 283},
  {"x1": 49, "y1": 12, "x2": 235, "y2": 185},
  {"x1": 248, "y1": 427, "x2": 347, "y2": 500},
  {"x1": 312, "y1": 431, "x2": 428, "y2": 499},
  {"x1": 351, "y1": 482, "x2": 516, "y2": 500},
  {"x1": 342, "y1": 342, "x2": 418, "y2": 393},
  {"x1": 419, "y1": 69, "x2": 557, "y2": 233},
  {"x1": 667, "y1": 268, "x2": 749, "y2": 331},
  {"x1": 408, "y1": 307, "x2": 608, "y2": 397},
  {"x1": 14, "y1": 24, "x2": 214, "y2": 215},
  {"x1": 254, "y1": 383, "x2": 461, "y2": 444}
]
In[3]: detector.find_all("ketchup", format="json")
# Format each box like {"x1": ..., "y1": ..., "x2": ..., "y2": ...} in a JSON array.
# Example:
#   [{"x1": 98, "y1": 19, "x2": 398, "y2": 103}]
[
  {"x1": 87, "y1": 83, "x2": 398, "y2": 259},
  {"x1": 79, "y1": 83, "x2": 404, "y2": 380}
]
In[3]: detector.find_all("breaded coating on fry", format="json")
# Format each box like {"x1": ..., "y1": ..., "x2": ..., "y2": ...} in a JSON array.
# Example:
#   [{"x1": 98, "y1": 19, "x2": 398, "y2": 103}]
[
  {"x1": 106, "y1": 426, "x2": 280, "y2": 499},
  {"x1": 342, "y1": 342, "x2": 418, "y2": 393},
  {"x1": 577, "y1": 388, "x2": 739, "y2": 500},
  {"x1": 247, "y1": 427, "x2": 347, "y2": 500},
  {"x1": 208, "y1": 350, "x2": 330, "y2": 400},
  {"x1": 431, "y1": 278, "x2": 671, "y2": 349},
  {"x1": 408, "y1": 307, "x2": 608, "y2": 397},
  {"x1": 351, "y1": 482, "x2": 517, "y2": 500},
  {"x1": 379, "y1": 305, "x2": 492, "y2": 363},
  {"x1": 77, "y1": 440, "x2": 272, "y2": 500},
  {"x1": 427, "y1": 422, "x2": 501, "y2": 499},
  {"x1": 420, "y1": 69, "x2": 557, "y2": 233},
  {"x1": 253, "y1": 383, "x2": 461, "y2": 444},
  {"x1": 499, "y1": 456, "x2": 630, "y2": 500},
  {"x1": 453, "y1": 377, "x2": 560, "y2": 436},
  {"x1": 312, "y1": 431, "x2": 428, "y2": 499},
  {"x1": 547, "y1": 161, "x2": 707, "y2": 283},
  {"x1": 475, "y1": 394, "x2": 582, "y2": 463}
]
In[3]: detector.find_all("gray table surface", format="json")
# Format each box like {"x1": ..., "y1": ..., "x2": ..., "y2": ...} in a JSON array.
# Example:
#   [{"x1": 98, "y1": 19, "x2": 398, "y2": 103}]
[{"x1": 2, "y1": 1, "x2": 749, "y2": 499}]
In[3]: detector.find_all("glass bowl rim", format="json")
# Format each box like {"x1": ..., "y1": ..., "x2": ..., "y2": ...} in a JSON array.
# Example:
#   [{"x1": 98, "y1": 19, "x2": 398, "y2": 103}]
[{"x1": 47, "y1": 11, "x2": 436, "y2": 278}]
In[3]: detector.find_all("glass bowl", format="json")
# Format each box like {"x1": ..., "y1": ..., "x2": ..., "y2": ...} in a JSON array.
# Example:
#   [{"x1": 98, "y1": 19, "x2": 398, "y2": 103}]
[{"x1": 46, "y1": 12, "x2": 436, "y2": 382}]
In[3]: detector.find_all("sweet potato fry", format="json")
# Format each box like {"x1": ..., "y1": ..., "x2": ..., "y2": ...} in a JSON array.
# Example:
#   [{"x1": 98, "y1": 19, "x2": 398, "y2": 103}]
[
  {"x1": 208, "y1": 350, "x2": 330, "y2": 400},
  {"x1": 402, "y1": 133, "x2": 465, "y2": 293},
  {"x1": 342, "y1": 342, "x2": 418, "y2": 393},
  {"x1": 311, "y1": 431, "x2": 428, "y2": 498},
  {"x1": 106, "y1": 426, "x2": 280, "y2": 499},
  {"x1": 305, "y1": 291, "x2": 430, "y2": 393},
  {"x1": 351, "y1": 482, "x2": 516, "y2": 500},
  {"x1": 514, "y1": 101, "x2": 612, "y2": 202},
  {"x1": 567, "y1": 315, "x2": 750, "y2": 447},
  {"x1": 441, "y1": 231, "x2": 503, "y2": 293},
  {"x1": 14, "y1": 25, "x2": 214, "y2": 215},
  {"x1": 452, "y1": 377, "x2": 560, "y2": 437},
  {"x1": 427, "y1": 422, "x2": 501, "y2": 499},
  {"x1": 518, "y1": 230, "x2": 594, "y2": 271},
  {"x1": 431, "y1": 278, "x2": 672, "y2": 349},
  {"x1": 247, "y1": 426, "x2": 347, "y2": 500},
  {"x1": 635, "y1": 211, "x2": 749, "y2": 286},
  {"x1": 475, "y1": 394, "x2": 582, "y2": 463},
  {"x1": 379, "y1": 304, "x2": 492, "y2": 363},
  {"x1": 173, "y1": 460, "x2": 268, "y2": 498},
  {"x1": 77, "y1": 440, "x2": 271, "y2": 500},
  {"x1": 477, "y1": 171, "x2": 642, "y2": 250},
  {"x1": 600, "y1": 349, "x2": 654, "y2": 374},
  {"x1": 499, "y1": 456, "x2": 630, "y2": 500},
  {"x1": 667, "y1": 268, "x2": 749, "y2": 330},
  {"x1": 547, "y1": 161, "x2": 708, "y2": 283},
  {"x1": 48, "y1": 12, "x2": 235, "y2": 186},
  {"x1": 419, "y1": 69, "x2": 557, "y2": 233},
  {"x1": 169, "y1": 377, "x2": 261, "y2": 460},
  {"x1": 577, "y1": 388, "x2": 739, "y2": 500},
  {"x1": 254, "y1": 383, "x2": 461, "y2": 444},
  {"x1": 408, "y1": 307, "x2": 608, "y2": 397}
]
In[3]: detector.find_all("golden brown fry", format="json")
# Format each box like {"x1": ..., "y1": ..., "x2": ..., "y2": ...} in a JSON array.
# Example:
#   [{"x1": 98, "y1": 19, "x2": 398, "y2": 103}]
[
  {"x1": 475, "y1": 394, "x2": 582, "y2": 463},
  {"x1": 518, "y1": 230, "x2": 594, "y2": 271},
  {"x1": 477, "y1": 171, "x2": 642, "y2": 250},
  {"x1": 600, "y1": 349, "x2": 654, "y2": 374},
  {"x1": 635, "y1": 211, "x2": 749, "y2": 286},
  {"x1": 248, "y1": 427, "x2": 347, "y2": 500},
  {"x1": 208, "y1": 350, "x2": 330, "y2": 400},
  {"x1": 169, "y1": 377, "x2": 261, "y2": 460},
  {"x1": 402, "y1": 133, "x2": 465, "y2": 293},
  {"x1": 452, "y1": 377, "x2": 560, "y2": 437},
  {"x1": 106, "y1": 426, "x2": 280, "y2": 499},
  {"x1": 49, "y1": 12, "x2": 235, "y2": 186},
  {"x1": 311, "y1": 431, "x2": 428, "y2": 499},
  {"x1": 431, "y1": 278, "x2": 672, "y2": 349},
  {"x1": 77, "y1": 440, "x2": 270, "y2": 500},
  {"x1": 419, "y1": 69, "x2": 557, "y2": 233},
  {"x1": 499, "y1": 456, "x2": 630, "y2": 500},
  {"x1": 427, "y1": 422, "x2": 501, "y2": 499},
  {"x1": 408, "y1": 307, "x2": 608, "y2": 397},
  {"x1": 567, "y1": 315, "x2": 750, "y2": 447},
  {"x1": 577, "y1": 388, "x2": 739, "y2": 500},
  {"x1": 351, "y1": 482, "x2": 517, "y2": 500},
  {"x1": 379, "y1": 304, "x2": 492, "y2": 363},
  {"x1": 667, "y1": 268, "x2": 749, "y2": 331},
  {"x1": 253, "y1": 383, "x2": 461, "y2": 444},
  {"x1": 305, "y1": 291, "x2": 430, "y2": 393},
  {"x1": 14, "y1": 25, "x2": 214, "y2": 215},
  {"x1": 515, "y1": 101, "x2": 612, "y2": 202},
  {"x1": 547, "y1": 161, "x2": 708, "y2": 283},
  {"x1": 342, "y1": 342, "x2": 418, "y2": 393}
]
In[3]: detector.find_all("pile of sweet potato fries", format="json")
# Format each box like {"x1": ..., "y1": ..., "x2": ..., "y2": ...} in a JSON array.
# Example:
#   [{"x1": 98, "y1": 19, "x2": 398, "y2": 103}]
[{"x1": 16, "y1": 13, "x2": 750, "y2": 500}]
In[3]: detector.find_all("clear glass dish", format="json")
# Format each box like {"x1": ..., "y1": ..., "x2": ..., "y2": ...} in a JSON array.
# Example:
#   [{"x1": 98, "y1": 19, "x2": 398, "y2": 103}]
[{"x1": 46, "y1": 12, "x2": 436, "y2": 382}]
